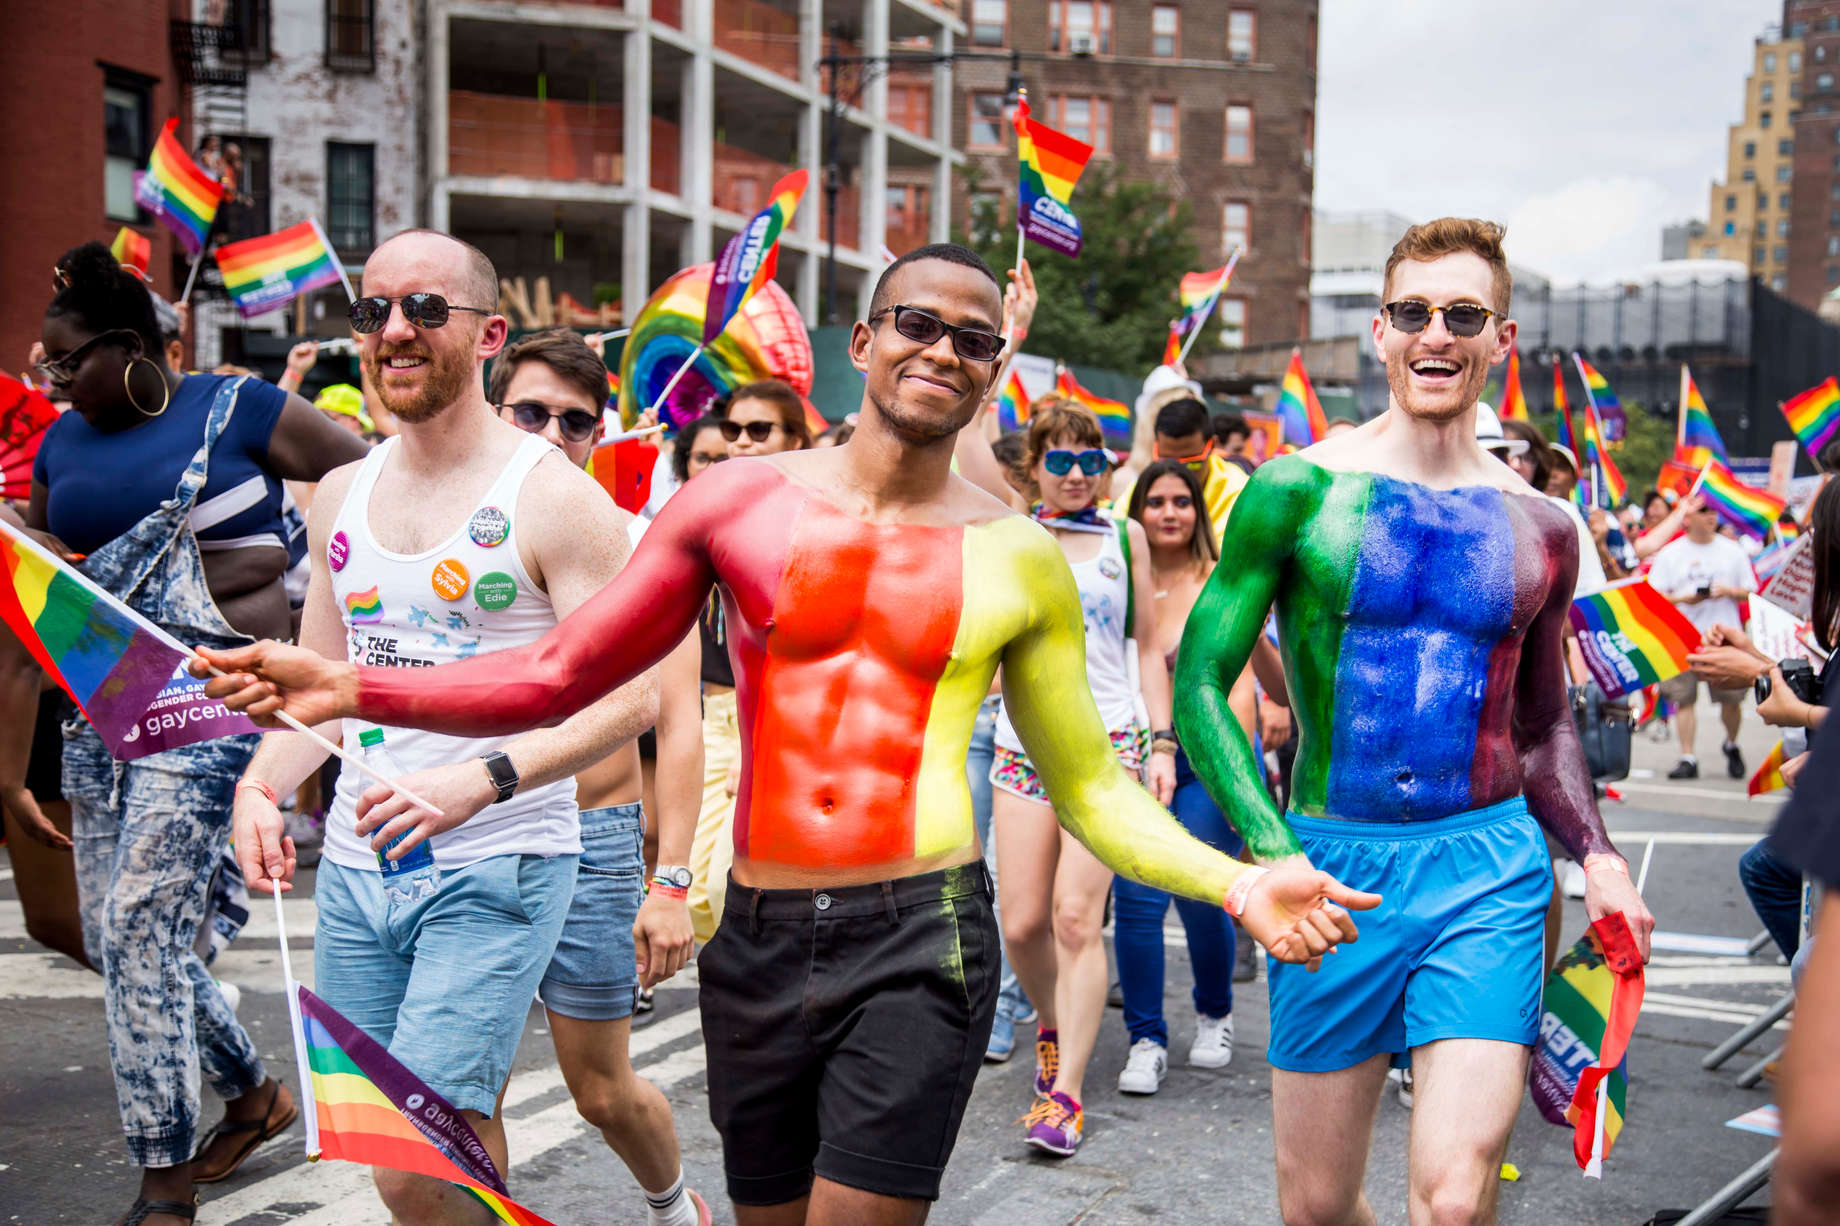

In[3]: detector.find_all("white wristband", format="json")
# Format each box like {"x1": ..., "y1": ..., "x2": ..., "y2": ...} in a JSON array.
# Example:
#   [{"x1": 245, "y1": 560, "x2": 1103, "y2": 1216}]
[{"x1": 1223, "y1": 866, "x2": 1270, "y2": 919}]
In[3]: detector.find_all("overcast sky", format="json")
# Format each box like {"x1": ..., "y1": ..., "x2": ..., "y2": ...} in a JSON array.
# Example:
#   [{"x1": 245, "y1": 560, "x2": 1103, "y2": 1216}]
[{"x1": 1316, "y1": 0, "x2": 1783, "y2": 285}]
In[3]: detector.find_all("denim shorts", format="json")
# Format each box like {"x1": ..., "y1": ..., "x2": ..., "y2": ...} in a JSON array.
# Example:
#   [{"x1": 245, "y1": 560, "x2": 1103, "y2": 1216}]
[
  {"x1": 313, "y1": 852, "x2": 576, "y2": 1115},
  {"x1": 539, "y1": 803, "x2": 645, "y2": 1021}
]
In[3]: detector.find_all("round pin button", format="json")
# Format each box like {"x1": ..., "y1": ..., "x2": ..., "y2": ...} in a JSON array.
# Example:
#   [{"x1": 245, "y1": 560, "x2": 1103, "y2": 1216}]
[
  {"x1": 474, "y1": 571, "x2": 518, "y2": 612},
  {"x1": 469, "y1": 506, "x2": 509, "y2": 548},
  {"x1": 328, "y1": 530, "x2": 350, "y2": 572},
  {"x1": 431, "y1": 558, "x2": 470, "y2": 601}
]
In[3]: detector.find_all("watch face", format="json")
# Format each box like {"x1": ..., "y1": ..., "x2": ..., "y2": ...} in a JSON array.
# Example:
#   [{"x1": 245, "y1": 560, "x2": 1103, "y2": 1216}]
[{"x1": 668, "y1": 867, "x2": 692, "y2": 889}]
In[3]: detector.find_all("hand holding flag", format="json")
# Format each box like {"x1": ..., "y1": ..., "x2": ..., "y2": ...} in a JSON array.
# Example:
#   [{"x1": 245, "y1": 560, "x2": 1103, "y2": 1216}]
[{"x1": 1014, "y1": 90, "x2": 1095, "y2": 258}]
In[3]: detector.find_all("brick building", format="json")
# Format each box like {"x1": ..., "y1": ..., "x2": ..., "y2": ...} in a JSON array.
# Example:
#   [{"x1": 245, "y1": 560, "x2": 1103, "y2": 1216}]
[
  {"x1": 0, "y1": 0, "x2": 189, "y2": 376},
  {"x1": 1786, "y1": 0, "x2": 1840, "y2": 307},
  {"x1": 952, "y1": 0, "x2": 1319, "y2": 349}
]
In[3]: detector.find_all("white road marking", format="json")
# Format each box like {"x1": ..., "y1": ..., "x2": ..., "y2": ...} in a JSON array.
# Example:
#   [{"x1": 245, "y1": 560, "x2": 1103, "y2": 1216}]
[
  {"x1": 1602, "y1": 830, "x2": 1772, "y2": 846},
  {"x1": 1613, "y1": 781, "x2": 1786, "y2": 804}
]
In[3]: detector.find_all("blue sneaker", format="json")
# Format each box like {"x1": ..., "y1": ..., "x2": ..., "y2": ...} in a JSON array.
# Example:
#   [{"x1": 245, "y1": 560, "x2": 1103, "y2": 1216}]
[{"x1": 985, "y1": 1007, "x2": 1016, "y2": 1063}]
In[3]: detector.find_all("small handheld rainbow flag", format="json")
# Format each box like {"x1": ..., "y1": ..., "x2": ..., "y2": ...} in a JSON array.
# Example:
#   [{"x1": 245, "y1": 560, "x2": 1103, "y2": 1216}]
[
  {"x1": 1749, "y1": 740, "x2": 1790, "y2": 796},
  {"x1": 1675, "y1": 367, "x2": 1730, "y2": 469},
  {"x1": 1568, "y1": 577, "x2": 1700, "y2": 700},
  {"x1": 705, "y1": 169, "x2": 807, "y2": 346},
  {"x1": 1576, "y1": 357, "x2": 1626, "y2": 443},
  {"x1": 0, "y1": 522, "x2": 261, "y2": 761},
  {"x1": 1700, "y1": 460, "x2": 1787, "y2": 540},
  {"x1": 1498, "y1": 346, "x2": 1527, "y2": 421},
  {"x1": 1054, "y1": 367, "x2": 1132, "y2": 451},
  {"x1": 1160, "y1": 320, "x2": 1182, "y2": 368},
  {"x1": 1781, "y1": 377, "x2": 1840, "y2": 462},
  {"x1": 110, "y1": 227, "x2": 152, "y2": 281},
  {"x1": 1177, "y1": 263, "x2": 1235, "y2": 330},
  {"x1": 1552, "y1": 357, "x2": 1575, "y2": 452},
  {"x1": 1274, "y1": 348, "x2": 1327, "y2": 447},
  {"x1": 133, "y1": 118, "x2": 224, "y2": 257},
  {"x1": 294, "y1": 984, "x2": 557, "y2": 1225},
  {"x1": 1530, "y1": 913, "x2": 1645, "y2": 1178},
  {"x1": 1572, "y1": 353, "x2": 1626, "y2": 508},
  {"x1": 215, "y1": 219, "x2": 349, "y2": 319},
  {"x1": 1014, "y1": 90, "x2": 1095, "y2": 257},
  {"x1": 994, "y1": 368, "x2": 1031, "y2": 433}
]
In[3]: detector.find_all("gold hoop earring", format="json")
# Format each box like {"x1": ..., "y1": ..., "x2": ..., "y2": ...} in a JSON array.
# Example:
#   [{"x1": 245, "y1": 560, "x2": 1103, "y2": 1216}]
[{"x1": 124, "y1": 356, "x2": 170, "y2": 418}]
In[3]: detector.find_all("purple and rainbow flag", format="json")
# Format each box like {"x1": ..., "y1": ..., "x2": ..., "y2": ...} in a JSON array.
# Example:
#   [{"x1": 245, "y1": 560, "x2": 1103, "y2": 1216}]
[
  {"x1": 1675, "y1": 368, "x2": 1730, "y2": 469},
  {"x1": 133, "y1": 118, "x2": 224, "y2": 257},
  {"x1": 1781, "y1": 377, "x2": 1840, "y2": 461},
  {"x1": 215, "y1": 220, "x2": 347, "y2": 319},
  {"x1": 704, "y1": 169, "x2": 807, "y2": 345},
  {"x1": 0, "y1": 523, "x2": 259, "y2": 761},
  {"x1": 1568, "y1": 578, "x2": 1699, "y2": 700}
]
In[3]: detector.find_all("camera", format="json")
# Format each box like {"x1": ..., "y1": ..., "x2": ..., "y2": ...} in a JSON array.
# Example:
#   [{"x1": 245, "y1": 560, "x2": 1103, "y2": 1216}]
[{"x1": 1755, "y1": 657, "x2": 1820, "y2": 706}]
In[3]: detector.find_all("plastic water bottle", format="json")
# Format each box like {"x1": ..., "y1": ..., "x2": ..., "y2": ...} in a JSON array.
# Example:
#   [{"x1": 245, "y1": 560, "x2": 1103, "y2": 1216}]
[{"x1": 358, "y1": 728, "x2": 438, "y2": 895}]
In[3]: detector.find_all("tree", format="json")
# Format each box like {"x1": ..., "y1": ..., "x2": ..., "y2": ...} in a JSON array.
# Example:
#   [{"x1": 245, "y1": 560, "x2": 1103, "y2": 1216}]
[
  {"x1": 1524, "y1": 402, "x2": 1674, "y2": 504},
  {"x1": 957, "y1": 162, "x2": 1206, "y2": 374}
]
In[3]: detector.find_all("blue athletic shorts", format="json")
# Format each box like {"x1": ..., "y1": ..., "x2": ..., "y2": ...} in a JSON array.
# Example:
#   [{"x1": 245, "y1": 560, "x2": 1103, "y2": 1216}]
[
  {"x1": 1265, "y1": 796, "x2": 1553, "y2": 1074},
  {"x1": 539, "y1": 803, "x2": 646, "y2": 1020}
]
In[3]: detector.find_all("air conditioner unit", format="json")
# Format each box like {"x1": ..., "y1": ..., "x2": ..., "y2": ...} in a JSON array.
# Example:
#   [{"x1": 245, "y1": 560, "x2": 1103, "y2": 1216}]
[
  {"x1": 1070, "y1": 33, "x2": 1095, "y2": 55},
  {"x1": 1231, "y1": 49, "x2": 1251, "y2": 63}
]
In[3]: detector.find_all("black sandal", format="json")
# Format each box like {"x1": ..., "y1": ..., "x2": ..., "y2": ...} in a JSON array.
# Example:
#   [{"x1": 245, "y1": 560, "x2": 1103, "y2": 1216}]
[
  {"x1": 191, "y1": 1080, "x2": 299, "y2": 1184},
  {"x1": 117, "y1": 1194, "x2": 197, "y2": 1225}
]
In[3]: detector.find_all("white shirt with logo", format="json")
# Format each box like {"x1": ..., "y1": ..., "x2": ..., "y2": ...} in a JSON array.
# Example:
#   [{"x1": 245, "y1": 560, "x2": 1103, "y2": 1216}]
[
  {"x1": 1647, "y1": 534, "x2": 1758, "y2": 633},
  {"x1": 322, "y1": 433, "x2": 580, "y2": 871}
]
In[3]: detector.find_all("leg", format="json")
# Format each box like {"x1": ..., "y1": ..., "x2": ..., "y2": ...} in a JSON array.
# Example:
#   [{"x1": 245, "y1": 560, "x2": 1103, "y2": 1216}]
[
  {"x1": 1778, "y1": 894, "x2": 1840, "y2": 1226},
  {"x1": 733, "y1": 1180, "x2": 931, "y2": 1226},
  {"x1": 992, "y1": 786, "x2": 1062, "y2": 1033},
  {"x1": 1046, "y1": 828, "x2": 1114, "y2": 1105},
  {"x1": 1674, "y1": 694, "x2": 1698, "y2": 757},
  {"x1": 1166, "y1": 764, "x2": 1240, "y2": 1029},
  {"x1": 1740, "y1": 839, "x2": 1805, "y2": 960},
  {"x1": 374, "y1": 1097, "x2": 507, "y2": 1226},
  {"x1": 1111, "y1": 873, "x2": 1171, "y2": 1046},
  {"x1": 1405, "y1": 1040, "x2": 1530, "y2": 1226},
  {"x1": 549, "y1": 1012, "x2": 683, "y2": 1191},
  {"x1": 1719, "y1": 698, "x2": 1743, "y2": 744},
  {"x1": 1272, "y1": 1057, "x2": 1390, "y2": 1226}
]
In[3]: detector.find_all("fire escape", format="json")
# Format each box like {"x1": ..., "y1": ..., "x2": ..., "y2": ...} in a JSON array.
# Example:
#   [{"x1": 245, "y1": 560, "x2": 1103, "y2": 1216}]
[{"x1": 170, "y1": 18, "x2": 250, "y2": 150}]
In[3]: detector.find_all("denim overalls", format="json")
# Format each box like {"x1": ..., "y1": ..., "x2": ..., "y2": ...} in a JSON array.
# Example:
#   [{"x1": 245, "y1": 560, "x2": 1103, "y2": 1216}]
[{"x1": 62, "y1": 377, "x2": 268, "y2": 1168}]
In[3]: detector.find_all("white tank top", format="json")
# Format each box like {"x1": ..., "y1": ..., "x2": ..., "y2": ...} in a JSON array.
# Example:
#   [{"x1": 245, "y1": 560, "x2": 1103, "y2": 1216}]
[
  {"x1": 323, "y1": 433, "x2": 580, "y2": 871},
  {"x1": 996, "y1": 524, "x2": 1138, "y2": 753}
]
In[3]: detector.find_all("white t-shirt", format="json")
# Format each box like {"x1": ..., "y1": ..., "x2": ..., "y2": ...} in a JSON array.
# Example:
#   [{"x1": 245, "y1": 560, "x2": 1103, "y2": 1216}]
[
  {"x1": 1551, "y1": 496, "x2": 1607, "y2": 599},
  {"x1": 1647, "y1": 534, "x2": 1758, "y2": 632}
]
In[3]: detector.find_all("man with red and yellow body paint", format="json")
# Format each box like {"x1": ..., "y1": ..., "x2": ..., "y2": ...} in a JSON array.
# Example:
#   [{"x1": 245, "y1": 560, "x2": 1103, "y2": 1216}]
[{"x1": 197, "y1": 245, "x2": 1378, "y2": 1226}]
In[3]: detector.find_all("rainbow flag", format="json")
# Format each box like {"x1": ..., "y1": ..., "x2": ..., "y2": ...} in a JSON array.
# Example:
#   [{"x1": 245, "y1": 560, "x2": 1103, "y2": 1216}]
[
  {"x1": 1568, "y1": 578, "x2": 1700, "y2": 699},
  {"x1": 1577, "y1": 357, "x2": 1626, "y2": 443},
  {"x1": 1781, "y1": 376, "x2": 1840, "y2": 461},
  {"x1": 1572, "y1": 354, "x2": 1626, "y2": 508},
  {"x1": 215, "y1": 220, "x2": 346, "y2": 319},
  {"x1": 995, "y1": 368, "x2": 1031, "y2": 433},
  {"x1": 1701, "y1": 461, "x2": 1787, "y2": 540},
  {"x1": 1014, "y1": 90, "x2": 1094, "y2": 257},
  {"x1": 1676, "y1": 369, "x2": 1730, "y2": 469},
  {"x1": 704, "y1": 168, "x2": 807, "y2": 345},
  {"x1": 1274, "y1": 348, "x2": 1327, "y2": 447},
  {"x1": 1054, "y1": 368, "x2": 1132, "y2": 450},
  {"x1": 295, "y1": 985, "x2": 557, "y2": 1225},
  {"x1": 1531, "y1": 913, "x2": 1645, "y2": 1177},
  {"x1": 1161, "y1": 320, "x2": 1182, "y2": 368},
  {"x1": 0, "y1": 522, "x2": 259, "y2": 761},
  {"x1": 1498, "y1": 347, "x2": 1527, "y2": 421},
  {"x1": 110, "y1": 227, "x2": 151, "y2": 280},
  {"x1": 132, "y1": 118, "x2": 224, "y2": 257},
  {"x1": 1176, "y1": 259, "x2": 1237, "y2": 333},
  {"x1": 1552, "y1": 357, "x2": 1575, "y2": 452},
  {"x1": 1749, "y1": 740, "x2": 1790, "y2": 796}
]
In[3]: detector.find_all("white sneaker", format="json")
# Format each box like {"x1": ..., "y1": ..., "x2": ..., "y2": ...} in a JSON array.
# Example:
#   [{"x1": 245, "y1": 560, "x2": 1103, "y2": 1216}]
[
  {"x1": 1188, "y1": 1012, "x2": 1234, "y2": 1069},
  {"x1": 1390, "y1": 1066, "x2": 1414, "y2": 1108},
  {"x1": 1117, "y1": 1039, "x2": 1168, "y2": 1094},
  {"x1": 215, "y1": 978, "x2": 241, "y2": 1014},
  {"x1": 1561, "y1": 860, "x2": 1587, "y2": 900}
]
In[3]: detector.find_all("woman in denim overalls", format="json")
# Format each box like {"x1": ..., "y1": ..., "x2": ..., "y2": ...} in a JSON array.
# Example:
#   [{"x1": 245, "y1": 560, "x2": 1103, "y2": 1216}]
[{"x1": 29, "y1": 244, "x2": 365, "y2": 1225}]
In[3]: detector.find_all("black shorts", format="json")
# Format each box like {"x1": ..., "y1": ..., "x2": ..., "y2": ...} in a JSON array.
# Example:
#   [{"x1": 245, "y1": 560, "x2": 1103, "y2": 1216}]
[{"x1": 699, "y1": 862, "x2": 999, "y2": 1205}]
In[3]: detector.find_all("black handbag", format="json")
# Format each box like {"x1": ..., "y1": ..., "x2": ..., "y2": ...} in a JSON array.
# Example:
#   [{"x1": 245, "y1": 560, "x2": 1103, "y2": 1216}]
[{"x1": 1570, "y1": 682, "x2": 1632, "y2": 782}]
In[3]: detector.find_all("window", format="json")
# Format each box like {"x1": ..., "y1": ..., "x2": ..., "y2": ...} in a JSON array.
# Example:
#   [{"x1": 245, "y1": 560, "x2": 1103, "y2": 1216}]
[
  {"x1": 1149, "y1": 101, "x2": 1178, "y2": 157},
  {"x1": 1302, "y1": 109, "x2": 1313, "y2": 169},
  {"x1": 1300, "y1": 207, "x2": 1311, "y2": 265},
  {"x1": 1774, "y1": 274, "x2": 1789, "y2": 291},
  {"x1": 1763, "y1": 81, "x2": 1775, "y2": 102},
  {"x1": 1779, "y1": 164, "x2": 1795, "y2": 181},
  {"x1": 1217, "y1": 297, "x2": 1246, "y2": 348},
  {"x1": 1724, "y1": 220, "x2": 1736, "y2": 235},
  {"x1": 1224, "y1": 103, "x2": 1253, "y2": 162},
  {"x1": 1794, "y1": 80, "x2": 1804, "y2": 99},
  {"x1": 1050, "y1": 96, "x2": 1110, "y2": 154},
  {"x1": 326, "y1": 0, "x2": 374, "y2": 71},
  {"x1": 1829, "y1": 236, "x2": 1840, "y2": 257},
  {"x1": 1050, "y1": 1, "x2": 1112, "y2": 55},
  {"x1": 1792, "y1": 50, "x2": 1804, "y2": 71},
  {"x1": 1762, "y1": 111, "x2": 1774, "y2": 128},
  {"x1": 326, "y1": 141, "x2": 374, "y2": 253},
  {"x1": 1745, "y1": 140, "x2": 1757, "y2": 157},
  {"x1": 1744, "y1": 167, "x2": 1756, "y2": 181},
  {"x1": 1702, "y1": 244, "x2": 1720, "y2": 257},
  {"x1": 1151, "y1": 5, "x2": 1179, "y2": 57},
  {"x1": 1765, "y1": 52, "x2": 1777, "y2": 73},
  {"x1": 1783, "y1": 191, "x2": 1794, "y2": 209},
  {"x1": 1760, "y1": 193, "x2": 1769, "y2": 210},
  {"x1": 1222, "y1": 200, "x2": 1250, "y2": 253},
  {"x1": 1832, "y1": 209, "x2": 1840, "y2": 227},
  {"x1": 1823, "y1": 73, "x2": 1837, "y2": 92},
  {"x1": 1757, "y1": 245, "x2": 1767, "y2": 264},
  {"x1": 1831, "y1": 180, "x2": 1840, "y2": 200},
  {"x1": 1726, "y1": 193, "x2": 1737, "y2": 210},
  {"x1": 1783, "y1": 139, "x2": 1796, "y2": 155},
  {"x1": 1227, "y1": 9, "x2": 1256, "y2": 60},
  {"x1": 103, "y1": 70, "x2": 151, "y2": 223},
  {"x1": 225, "y1": 0, "x2": 272, "y2": 59},
  {"x1": 968, "y1": 92, "x2": 1007, "y2": 149},
  {"x1": 971, "y1": 0, "x2": 1005, "y2": 47},
  {"x1": 1781, "y1": 219, "x2": 1793, "y2": 237},
  {"x1": 1756, "y1": 220, "x2": 1767, "y2": 238},
  {"x1": 1821, "y1": 44, "x2": 1829, "y2": 61},
  {"x1": 1777, "y1": 244, "x2": 1792, "y2": 262},
  {"x1": 219, "y1": 134, "x2": 271, "y2": 241},
  {"x1": 1830, "y1": 265, "x2": 1840, "y2": 284}
]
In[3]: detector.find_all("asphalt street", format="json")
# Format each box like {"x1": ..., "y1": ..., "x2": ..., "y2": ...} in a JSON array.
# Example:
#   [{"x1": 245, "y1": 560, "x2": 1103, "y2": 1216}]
[{"x1": 0, "y1": 700, "x2": 1801, "y2": 1224}]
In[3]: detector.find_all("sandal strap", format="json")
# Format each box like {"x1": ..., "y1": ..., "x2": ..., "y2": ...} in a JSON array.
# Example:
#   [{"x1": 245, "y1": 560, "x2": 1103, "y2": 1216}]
[{"x1": 125, "y1": 1196, "x2": 198, "y2": 1224}]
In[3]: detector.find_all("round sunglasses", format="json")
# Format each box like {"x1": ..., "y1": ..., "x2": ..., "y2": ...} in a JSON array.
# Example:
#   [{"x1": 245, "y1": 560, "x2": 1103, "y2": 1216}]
[
  {"x1": 1381, "y1": 299, "x2": 1505, "y2": 338},
  {"x1": 349, "y1": 293, "x2": 494, "y2": 334},
  {"x1": 1043, "y1": 448, "x2": 1110, "y2": 477},
  {"x1": 500, "y1": 401, "x2": 601, "y2": 444},
  {"x1": 868, "y1": 304, "x2": 1006, "y2": 363}
]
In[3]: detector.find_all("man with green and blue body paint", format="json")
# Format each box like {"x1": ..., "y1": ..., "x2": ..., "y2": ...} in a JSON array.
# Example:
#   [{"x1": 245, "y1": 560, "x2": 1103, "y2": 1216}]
[{"x1": 1176, "y1": 218, "x2": 1655, "y2": 1226}]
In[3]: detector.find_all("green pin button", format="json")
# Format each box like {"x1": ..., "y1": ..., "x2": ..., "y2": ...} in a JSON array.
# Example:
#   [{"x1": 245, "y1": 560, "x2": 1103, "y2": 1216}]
[{"x1": 474, "y1": 571, "x2": 518, "y2": 612}]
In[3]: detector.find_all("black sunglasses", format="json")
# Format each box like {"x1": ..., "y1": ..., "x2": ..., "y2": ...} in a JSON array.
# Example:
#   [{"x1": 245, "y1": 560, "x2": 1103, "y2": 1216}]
[
  {"x1": 718, "y1": 419, "x2": 781, "y2": 443},
  {"x1": 868, "y1": 304, "x2": 1006, "y2": 363},
  {"x1": 1381, "y1": 300, "x2": 1504, "y2": 338},
  {"x1": 500, "y1": 401, "x2": 600, "y2": 444},
  {"x1": 349, "y1": 293, "x2": 494, "y2": 334}
]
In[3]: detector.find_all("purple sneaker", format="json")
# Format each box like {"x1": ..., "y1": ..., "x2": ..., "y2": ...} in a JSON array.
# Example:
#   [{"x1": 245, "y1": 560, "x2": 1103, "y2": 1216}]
[
  {"x1": 1022, "y1": 1090, "x2": 1083, "y2": 1156},
  {"x1": 1032, "y1": 1028, "x2": 1059, "y2": 1097}
]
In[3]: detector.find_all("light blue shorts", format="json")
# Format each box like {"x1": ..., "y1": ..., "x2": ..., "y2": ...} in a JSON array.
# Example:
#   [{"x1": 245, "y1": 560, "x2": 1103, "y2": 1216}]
[
  {"x1": 313, "y1": 852, "x2": 576, "y2": 1115},
  {"x1": 539, "y1": 803, "x2": 645, "y2": 1021},
  {"x1": 1265, "y1": 796, "x2": 1553, "y2": 1074}
]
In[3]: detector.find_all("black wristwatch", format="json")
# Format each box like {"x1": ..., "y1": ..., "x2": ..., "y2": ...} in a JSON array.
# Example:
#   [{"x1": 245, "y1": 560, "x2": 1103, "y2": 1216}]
[{"x1": 481, "y1": 751, "x2": 520, "y2": 804}]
